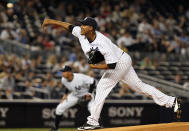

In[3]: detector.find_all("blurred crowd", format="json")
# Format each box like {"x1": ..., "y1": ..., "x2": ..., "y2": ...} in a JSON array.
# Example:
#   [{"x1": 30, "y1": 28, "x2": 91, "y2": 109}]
[
  {"x1": 0, "y1": 53, "x2": 97, "y2": 99},
  {"x1": 0, "y1": 53, "x2": 188, "y2": 100},
  {"x1": 0, "y1": 0, "x2": 189, "y2": 99},
  {"x1": 0, "y1": 0, "x2": 189, "y2": 54}
]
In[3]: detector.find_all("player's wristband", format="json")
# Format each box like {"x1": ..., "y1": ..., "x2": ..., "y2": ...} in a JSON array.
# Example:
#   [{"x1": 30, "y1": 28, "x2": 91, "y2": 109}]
[
  {"x1": 107, "y1": 63, "x2": 117, "y2": 69},
  {"x1": 68, "y1": 25, "x2": 75, "y2": 32}
]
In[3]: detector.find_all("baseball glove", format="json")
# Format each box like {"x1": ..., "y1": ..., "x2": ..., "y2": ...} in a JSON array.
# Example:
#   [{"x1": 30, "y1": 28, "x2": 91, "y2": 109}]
[
  {"x1": 78, "y1": 95, "x2": 91, "y2": 107},
  {"x1": 88, "y1": 47, "x2": 105, "y2": 64}
]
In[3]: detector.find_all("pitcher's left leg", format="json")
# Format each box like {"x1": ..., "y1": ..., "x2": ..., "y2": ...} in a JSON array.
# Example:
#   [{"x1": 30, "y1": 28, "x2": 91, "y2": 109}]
[{"x1": 87, "y1": 76, "x2": 119, "y2": 125}]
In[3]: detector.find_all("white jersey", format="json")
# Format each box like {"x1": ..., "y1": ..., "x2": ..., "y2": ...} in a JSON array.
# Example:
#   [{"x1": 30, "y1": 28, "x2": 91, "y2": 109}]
[
  {"x1": 61, "y1": 73, "x2": 94, "y2": 97},
  {"x1": 70, "y1": 26, "x2": 175, "y2": 127},
  {"x1": 72, "y1": 26, "x2": 123, "y2": 64}
]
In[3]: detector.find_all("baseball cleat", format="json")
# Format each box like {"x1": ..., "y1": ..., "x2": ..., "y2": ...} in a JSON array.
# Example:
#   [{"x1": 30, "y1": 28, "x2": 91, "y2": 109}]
[
  {"x1": 49, "y1": 125, "x2": 59, "y2": 131},
  {"x1": 77, "y1": 123, "x2": 102, "y2": 130},
  {"x1": 173, "y1": 98, "x2": 182, "y2": 120}
]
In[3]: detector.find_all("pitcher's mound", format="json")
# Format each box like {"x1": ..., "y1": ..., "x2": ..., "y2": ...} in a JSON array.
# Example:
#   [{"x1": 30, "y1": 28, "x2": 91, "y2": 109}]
[{"x1": 91, "y1": 122, "x2": 189, "y2": 131}]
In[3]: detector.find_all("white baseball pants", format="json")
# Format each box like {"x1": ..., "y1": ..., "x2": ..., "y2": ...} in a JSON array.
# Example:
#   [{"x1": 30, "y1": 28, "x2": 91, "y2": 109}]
[
  {"x1": 56, "y1": 93, "x2": 94, "y2": 115},
  {"x1": 87, "y1": 53, "x2": 175, "y2": 126}
]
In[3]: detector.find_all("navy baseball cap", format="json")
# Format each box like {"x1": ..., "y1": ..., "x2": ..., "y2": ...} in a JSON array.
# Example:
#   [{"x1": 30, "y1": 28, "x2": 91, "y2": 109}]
[
  {"x1": 80, "y1": 17, "x2": 97, "y2": 30},
  {"x1": 60, "y1": 66, "x2": 72, "y2": 72}
]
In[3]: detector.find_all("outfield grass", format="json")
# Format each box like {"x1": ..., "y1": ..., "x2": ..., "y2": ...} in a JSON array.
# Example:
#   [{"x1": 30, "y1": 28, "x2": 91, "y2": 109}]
[{"x1": 0, "y1": 128, "x2": 76, "y2": 131}]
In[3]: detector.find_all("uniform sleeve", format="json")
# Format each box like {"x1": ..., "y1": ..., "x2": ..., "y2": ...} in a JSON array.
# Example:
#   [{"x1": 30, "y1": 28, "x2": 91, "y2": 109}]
[
  {"x1": 81, "y1": 74, "x2": 96, "y2": 93},
  {"x1": 80, "y1": 74, "x2": 94, "y2": 85},
  {"x1": 61, "y1": 77, "x2": 66, "y2": 84},
  {"x1": 99, "y1": 39, "x2": 118, "y2": 64},
  {"x1": 61, "y1": 78, "x2": 69, "y2": 94},
  {"x1": 64, "y1": 87, "x2": 69, "y2": 94},
  {"x1": 72, "y1": 26, "x2": 82, "y2": 38}
]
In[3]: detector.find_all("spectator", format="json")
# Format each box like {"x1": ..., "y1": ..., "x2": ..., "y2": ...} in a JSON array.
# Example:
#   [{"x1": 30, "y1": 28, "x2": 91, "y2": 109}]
[
  {"x1": 46, "y1": 55, "x2": 57, "y2": 68},
  {"x1": 14, "y1": 58, "x2": 23, "y2": 72},
  {"x1": 138, "y1": 18, "x2": 151, "y2": 33},
  {"x1": 152, "y1": 59, "x2": 159, "y2": 69},
  {"x1": 166, "y1": 15, "x2": 176, "y2": 33},
  {"x1": 174, "y1": 74, "x2": 182, "y2": 85},
  {"x1": 117, "y1": 82, "x2": 132, "y2": 98},
  {"x1": 36, "y1": 56, "x2": 43, "y2": 67},
  {"x1": 47, "y1": 79, "x2": 57, "y2": 98},
  {"x1": 140, "y1": 57, "x2": 154, "y2": 69},
  {"x1": 183, "y1": 78, "x2": 189, "y2": 89},
  {"x1": 33, "y1": 78, "x2": 43, "y2": 89},
  {"x1": 137, "y1": 30, "x2": 153, "y2": 51},
  {"x1": 27, "y1": 71, "x2": 35, "y2": 81},
  {"x1": 1, "y1": 71, "x2": 15, "y2": 99},
  {"x1": 22, "y1": 55, "x2": 31, "y2": 68},
  {"x1": 15, "y1": 71, "x2": 25, "y2": 83},
  {"x1": 50, "y1": 81, "x2": 64, "y2": 99},
  {"x1": 32, "y1": 35, "x2": 44, "y2": 49},
  {"x1": 40, "y1": 79, "x2": 50, "y2": 99},
  {"x1": 116, "y1": 29, "x2": 136, "y2": 50},
  {"x1": 43, "y1": 35, "x2": 55, "y2": 50},
  {"x1": 158, "y1": 16, "x2": 167, "y2": 32},
  {"x1": 151, "y1": 19, "x2": 162, "y2": 39},
  {"x1": 74, "y1": 57, "x2": 89, "y2": 73},
  {"x1": 30, "y1": 59, "x2": 37, "y2": 72},
  {"x1": 69, "y1": 51, "x2": 77, "y2": 62},
  {"x1": 0, "y1": 72, "x2": 6, "y2": 99},
  {"x1": 0, "y1": 24, "x2": 17, "y2": 40},
  {"x1": 24, "y1": 80, "x2": 35, "y2": 99},
  {"x1": 17, "y1": 29, "x2": 29, "y2": 44},
  {"x1": 46, "y1": 72, "x2": 54, "y2": 81},
  {"x1": 166, "y1": 36, "x2": 181, "y2": 53}
]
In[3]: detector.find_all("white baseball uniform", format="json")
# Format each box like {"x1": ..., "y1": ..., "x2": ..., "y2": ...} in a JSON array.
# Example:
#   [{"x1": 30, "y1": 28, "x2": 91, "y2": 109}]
[
  {"x1": 72, "y1": 26, "x2": 175, "y2": 126},
  {"x1": 56, "y1": 73, "x2": 95, "y2": 115}
]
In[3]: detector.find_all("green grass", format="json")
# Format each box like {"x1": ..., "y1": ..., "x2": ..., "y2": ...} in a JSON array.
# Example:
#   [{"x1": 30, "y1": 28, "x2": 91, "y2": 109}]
[{"x1": 0, "y1": 128, "x2": 76, "y2": 131}]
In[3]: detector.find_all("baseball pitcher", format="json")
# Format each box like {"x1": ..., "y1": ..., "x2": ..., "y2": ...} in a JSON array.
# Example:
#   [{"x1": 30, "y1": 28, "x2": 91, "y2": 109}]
[{"x1": 43, "y1": 17, "x2": 181, "y2": 130}]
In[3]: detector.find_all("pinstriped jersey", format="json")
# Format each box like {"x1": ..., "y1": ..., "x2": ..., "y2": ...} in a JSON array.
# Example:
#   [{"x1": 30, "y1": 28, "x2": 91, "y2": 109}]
[
  {"x1": 72, "y1": 26, "x2": 123, "y2": 64},
  {"x1": 61, "y1": 73, "x2": 94, "y2": 97}
]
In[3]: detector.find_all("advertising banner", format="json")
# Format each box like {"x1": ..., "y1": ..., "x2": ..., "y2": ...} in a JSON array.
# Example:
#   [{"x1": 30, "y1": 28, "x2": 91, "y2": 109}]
[{"x1": 0, "y1": 101, "x2": 188, "y2": 128}]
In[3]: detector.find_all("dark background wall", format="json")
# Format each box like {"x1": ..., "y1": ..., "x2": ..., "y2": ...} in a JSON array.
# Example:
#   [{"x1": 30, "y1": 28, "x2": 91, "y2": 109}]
[{"x1": 0, "y1": 101, "x2": 188, "y2": 128}]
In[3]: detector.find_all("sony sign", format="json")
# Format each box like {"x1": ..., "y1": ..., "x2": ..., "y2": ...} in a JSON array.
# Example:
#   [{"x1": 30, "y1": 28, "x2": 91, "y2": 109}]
[
  {"x1": 108, "y1": 106, "x2": 144, "y2": 117},
  {"x1": 0, "y1": 108, "x2": 9, "y2": 118},
  {"x1": 42, "y1": 108, "x2": 78, "y2": 119}
]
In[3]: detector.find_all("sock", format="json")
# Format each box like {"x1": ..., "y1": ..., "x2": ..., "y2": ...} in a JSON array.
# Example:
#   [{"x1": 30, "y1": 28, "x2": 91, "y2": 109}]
[{"x1": 55, "y1": 114, "x2": 62, "y2": 129}]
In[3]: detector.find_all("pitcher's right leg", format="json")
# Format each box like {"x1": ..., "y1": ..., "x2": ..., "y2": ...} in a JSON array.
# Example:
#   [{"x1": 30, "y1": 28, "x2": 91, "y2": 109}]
[{"x1": 122, "y1": 66, "x2": 175, "y2": 108}]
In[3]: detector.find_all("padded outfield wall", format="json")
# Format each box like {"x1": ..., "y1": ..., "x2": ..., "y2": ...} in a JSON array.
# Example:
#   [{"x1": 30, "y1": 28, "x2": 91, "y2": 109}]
[{"x1": 0, "y1": 100, "x2": 188, "y2": 128}]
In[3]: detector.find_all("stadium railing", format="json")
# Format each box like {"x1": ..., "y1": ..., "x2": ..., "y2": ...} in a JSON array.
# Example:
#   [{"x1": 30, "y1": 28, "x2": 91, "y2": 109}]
[
  {"x1": 1, "y1": 39, "x2": 189, "y2": 61},
  {"x1": 139, "y1": 73, "x2": 189, "y2": 100}
]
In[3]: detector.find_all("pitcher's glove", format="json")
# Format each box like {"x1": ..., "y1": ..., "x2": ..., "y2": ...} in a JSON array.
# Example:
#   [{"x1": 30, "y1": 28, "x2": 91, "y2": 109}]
[{"x1": 88, "y1": 47, "x2": 105, "y2": 64}]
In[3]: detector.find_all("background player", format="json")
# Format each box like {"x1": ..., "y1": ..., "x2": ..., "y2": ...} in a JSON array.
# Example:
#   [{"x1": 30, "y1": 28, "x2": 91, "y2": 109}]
[
  {"x1": 50, "y1": 66, "x2": 96, "y2": 131},
  {"x1": 42, "y1": 17, "x2": 181, "y2": 130}
]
